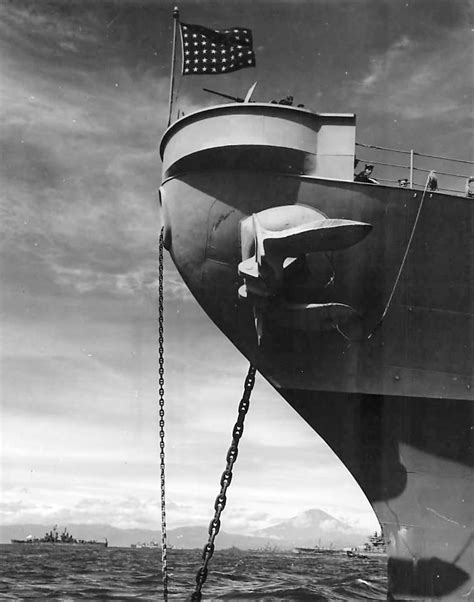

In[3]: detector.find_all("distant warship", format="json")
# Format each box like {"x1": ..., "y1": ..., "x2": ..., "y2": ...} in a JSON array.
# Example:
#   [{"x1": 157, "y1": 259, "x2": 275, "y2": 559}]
[
  {"x1": 347, "y1": 530, "x2": 387, "y2": 559},
  {"x1": 294, "y1": 546, "x2": 342, "y2": 555},
  {"x1": 11, "y1": 526, "x2": 108, "y2": 547}
]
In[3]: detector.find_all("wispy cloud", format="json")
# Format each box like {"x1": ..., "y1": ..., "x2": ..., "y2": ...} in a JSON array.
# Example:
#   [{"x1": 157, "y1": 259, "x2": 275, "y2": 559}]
[
  {"x1": 0, "y1": 495, "x2": 187, "y2": 529},
  {"x1": 47, "y1": 260, "x2": 191, "y2": 300},
  {"x1": 353, "y1": 31, "x2": 472, "y2": 123},
  {"x1": 359, "y1": 36, "x2": 413, "y2": 89},
  {"x1": 0, "y1": 2, "x2": 190, "y2": 303}
]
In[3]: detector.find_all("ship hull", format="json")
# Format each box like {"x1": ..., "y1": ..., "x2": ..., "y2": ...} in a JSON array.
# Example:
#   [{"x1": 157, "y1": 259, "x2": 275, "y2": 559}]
[
  {"x1": 159, "y1": 104, "x2": 473, "y2": 600},
  {"x1": 282, "y1": 388, "x2": 473, "y2": 600},
  {"x1": 160, "y1": 170, "x2": 471, "y2": 401}
]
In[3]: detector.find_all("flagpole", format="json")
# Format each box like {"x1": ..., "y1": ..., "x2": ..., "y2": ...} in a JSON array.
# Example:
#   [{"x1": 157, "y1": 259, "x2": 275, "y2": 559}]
[{"x1": 167, "y1": 6, "x2": 179, "y2": 127}]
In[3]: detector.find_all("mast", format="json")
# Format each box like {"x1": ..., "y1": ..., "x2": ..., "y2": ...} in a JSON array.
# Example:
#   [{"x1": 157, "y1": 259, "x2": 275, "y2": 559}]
[{"x1": 167, "y1": 6, "x2": 179, "y2": 127}]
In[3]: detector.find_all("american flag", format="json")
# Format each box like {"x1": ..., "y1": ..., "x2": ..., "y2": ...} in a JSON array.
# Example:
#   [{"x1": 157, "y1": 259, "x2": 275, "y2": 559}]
[{"x1": 180, "y1": 22, "x2": 255, "y2": 75}]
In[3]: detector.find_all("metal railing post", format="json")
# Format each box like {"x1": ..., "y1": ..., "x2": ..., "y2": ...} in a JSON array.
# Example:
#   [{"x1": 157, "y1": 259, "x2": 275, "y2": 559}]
[{"x1": 355, "y1": 141, "x2": 473, "y2": 193}]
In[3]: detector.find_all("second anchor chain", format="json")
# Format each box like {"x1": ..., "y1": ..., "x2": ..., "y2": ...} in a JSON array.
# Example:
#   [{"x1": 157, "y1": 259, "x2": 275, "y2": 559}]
[
  {"x1": 158, "y1": 227, "x2": 169, "y2": 600},
  {"x1": 191, "y1": 363, "x2": 257, "y2": 601}
]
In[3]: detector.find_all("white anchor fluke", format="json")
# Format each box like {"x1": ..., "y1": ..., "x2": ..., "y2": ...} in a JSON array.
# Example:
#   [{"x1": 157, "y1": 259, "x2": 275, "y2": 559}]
[
  {"x1": 238, "y1": 205, "x2": 372, "y2": 343},
  {"x1": 254, "y1": 213, "x2": 372, "y2": 262}
]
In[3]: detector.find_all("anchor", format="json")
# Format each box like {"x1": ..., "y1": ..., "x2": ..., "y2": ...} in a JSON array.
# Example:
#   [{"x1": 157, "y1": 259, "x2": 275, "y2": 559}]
[{"x1": 238, "y1": 205, "x2": 372, "y2": 344}]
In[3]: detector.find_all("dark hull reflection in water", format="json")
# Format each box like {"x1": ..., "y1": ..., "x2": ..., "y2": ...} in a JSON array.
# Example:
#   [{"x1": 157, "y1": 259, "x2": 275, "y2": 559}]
[{"x1": 0, "y1": 545, "x2": 387, "y2": 600}]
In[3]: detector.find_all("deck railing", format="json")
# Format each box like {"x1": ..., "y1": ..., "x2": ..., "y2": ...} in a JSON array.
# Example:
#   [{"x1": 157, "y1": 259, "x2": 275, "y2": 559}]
[{"x1": 355, "y1": 142, "x2": 474, "y2": 197}]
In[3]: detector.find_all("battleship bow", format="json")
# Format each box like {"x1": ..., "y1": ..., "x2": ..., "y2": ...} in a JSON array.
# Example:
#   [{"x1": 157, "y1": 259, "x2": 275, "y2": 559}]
[{"x1": 160, "y1": 101, "x2": 473, "y2": 600}]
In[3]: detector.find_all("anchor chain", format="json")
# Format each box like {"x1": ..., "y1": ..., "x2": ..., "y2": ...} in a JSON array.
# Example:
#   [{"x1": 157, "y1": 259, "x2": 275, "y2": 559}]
[
  {"x1": 191, "y1": 363, "x2": 257, "y2": 601},
  {"x1": 158, "y1": 226, "x2": 169, "y2": 601}
]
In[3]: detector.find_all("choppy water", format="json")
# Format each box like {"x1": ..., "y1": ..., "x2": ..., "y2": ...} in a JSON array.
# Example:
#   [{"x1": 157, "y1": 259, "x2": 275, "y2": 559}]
[{"x1": 0, "y1": 545, "x2": 387, "y2": 600}]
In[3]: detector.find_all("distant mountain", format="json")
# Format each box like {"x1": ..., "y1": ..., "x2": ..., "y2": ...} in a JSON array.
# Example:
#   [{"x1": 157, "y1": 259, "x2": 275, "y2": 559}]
[
  {"x1": 0, "y1": 523, "x2": 283, "y2": 550},
  {"x1": 253, "y1": 508, "x2": 367, "y2": 548},
  {"x1": 1, "y1": 509, "x2": 369, "y2": 549},
  {"x1": 167, "y1": 526, "x2": 281, "y2": 550}
]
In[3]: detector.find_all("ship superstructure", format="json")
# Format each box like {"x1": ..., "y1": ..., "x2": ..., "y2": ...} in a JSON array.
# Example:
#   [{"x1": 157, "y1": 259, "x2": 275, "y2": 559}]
[{"x1": 159, "y1": 101, "x2": 473, "y2": 600}]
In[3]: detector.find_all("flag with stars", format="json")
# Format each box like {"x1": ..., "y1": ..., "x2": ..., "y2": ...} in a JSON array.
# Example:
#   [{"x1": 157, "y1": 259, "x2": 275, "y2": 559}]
[{"x1": 180, "y1": 22, "x2": 255, "y2": 75}]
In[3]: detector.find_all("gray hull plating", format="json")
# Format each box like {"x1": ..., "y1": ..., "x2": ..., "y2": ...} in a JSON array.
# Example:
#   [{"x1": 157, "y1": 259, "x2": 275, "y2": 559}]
[{"x1": 160, "y1": 105, "x2": 473, "y2": 600}]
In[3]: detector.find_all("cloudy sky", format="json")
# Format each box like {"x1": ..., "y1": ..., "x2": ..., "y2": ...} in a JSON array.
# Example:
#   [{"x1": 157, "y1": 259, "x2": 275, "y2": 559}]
[{"x1": 1, "y1": 0, "x2": 472, "y2": 537}]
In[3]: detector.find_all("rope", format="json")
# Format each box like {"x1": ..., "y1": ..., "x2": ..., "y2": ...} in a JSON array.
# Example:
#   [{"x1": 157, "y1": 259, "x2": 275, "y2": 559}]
[
  {"x1": 356, "y1": 142, "x2": 412, "y2": 155},
  {"x1": 336, "y1": 175, "x2": 431, "y2": 342},
  {"x1": 370, "y1": 178, "x2": 430, "y2": 332},
  {"x1": 191, "y1": 364, "x2": 257, "y2": 601},
  {"x1": 158, "y1": 226, "x2": 169, "y2": 601},
  {"x1": 356, "y1": 141, "x2": 474, "y2": 164}
]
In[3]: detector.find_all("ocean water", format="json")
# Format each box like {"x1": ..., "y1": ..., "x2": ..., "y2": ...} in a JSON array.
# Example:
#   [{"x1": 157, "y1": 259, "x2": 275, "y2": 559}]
[{"x1": 0, "y1": 545, "x2": 387, "y2": 600}]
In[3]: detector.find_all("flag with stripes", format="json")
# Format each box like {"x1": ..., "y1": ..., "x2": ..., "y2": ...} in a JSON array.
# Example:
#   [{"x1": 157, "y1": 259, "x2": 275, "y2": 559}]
[{"x1": 180, "y1": 22, "x2": 255, "y2": 75}]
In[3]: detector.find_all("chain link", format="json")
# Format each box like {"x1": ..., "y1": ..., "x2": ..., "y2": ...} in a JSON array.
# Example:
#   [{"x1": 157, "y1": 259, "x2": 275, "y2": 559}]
[
  {"x1": 191, "y1": 364, "x2": 257, "y2": 601},
  {"x1": 158, "y1": 227, "x2": 169, "y2": 601}
]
